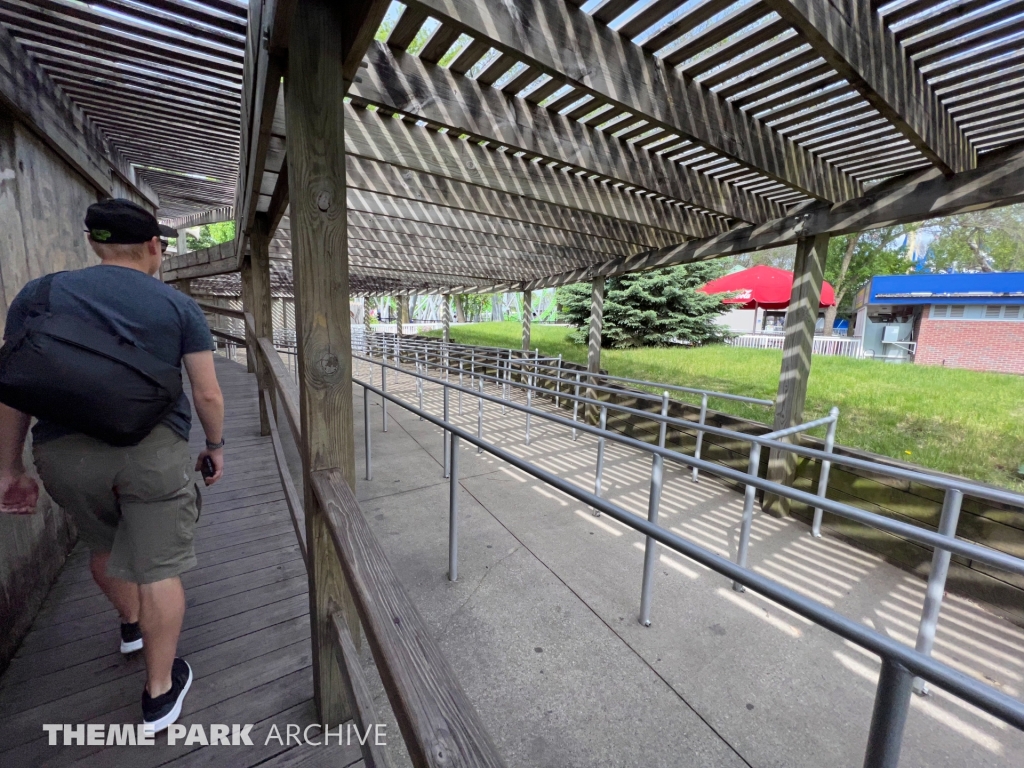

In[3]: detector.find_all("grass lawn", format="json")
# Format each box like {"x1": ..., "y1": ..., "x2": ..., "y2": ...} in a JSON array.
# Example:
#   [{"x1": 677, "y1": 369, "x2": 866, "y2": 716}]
[{"x1": 424, "y1": 322, "x2": 1024, "y2": 491}]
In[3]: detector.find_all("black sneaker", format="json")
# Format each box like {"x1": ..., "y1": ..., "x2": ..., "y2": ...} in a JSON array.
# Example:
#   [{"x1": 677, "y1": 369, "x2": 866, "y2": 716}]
[
  {"x1": 120, "y1": 622, "x2": 143, "y2": 654},
  {"x1": 142, "y1": 658, "x2": 193, "y2": 733}
]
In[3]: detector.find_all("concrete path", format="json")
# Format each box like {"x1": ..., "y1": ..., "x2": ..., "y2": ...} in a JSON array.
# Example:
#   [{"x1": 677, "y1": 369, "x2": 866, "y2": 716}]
[{"x1": 352, "y1": 357, "x2": 1024, "y2": 768}]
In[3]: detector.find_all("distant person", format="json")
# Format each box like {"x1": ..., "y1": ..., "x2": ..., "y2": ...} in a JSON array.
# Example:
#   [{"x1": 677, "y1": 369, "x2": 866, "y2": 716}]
[{"x1": 0, "y1": 199, "x2": 225, "y2": 733}]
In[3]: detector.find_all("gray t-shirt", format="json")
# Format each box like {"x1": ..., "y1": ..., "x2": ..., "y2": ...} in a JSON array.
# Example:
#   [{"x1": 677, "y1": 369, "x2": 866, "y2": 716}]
[{"x1": 4, "y1": 265, "x2": 215, "y2": 444}]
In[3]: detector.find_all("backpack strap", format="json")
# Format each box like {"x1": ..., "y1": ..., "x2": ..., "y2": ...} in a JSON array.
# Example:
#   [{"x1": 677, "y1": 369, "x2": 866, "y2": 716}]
[{"x1": 29, "y1": 273, "x2": 62, "y2": 316}]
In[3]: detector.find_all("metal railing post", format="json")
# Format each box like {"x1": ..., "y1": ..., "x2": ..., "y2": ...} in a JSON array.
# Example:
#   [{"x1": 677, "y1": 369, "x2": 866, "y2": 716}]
[
  {"x1": 458, "y1": 360, "x2": 464, "y2": 416},
  {"x1": 443, "y1": 385, "x2": 451, "y2": 479},
  {"x1": 525, "y1": 362, "x2": 533, "y2": 445},
  {"x1": 692, "y1": 393, "x2": 708, "y2": 483},
  {"x1": 639, "y1": 392, "x2": 670, "y2": 626},
  {"x1": 733, "y1": 441, "x2": 762, "y2": 592},
  {"x1": 449, "y1": 433, "x2": 459, "y2": 581},
  {"x1": 572, "y1": 372, "x2": 581, "y2": 441},
  {"x1": 477, "y1": 376, "x2": 484, "y2": 454},
  {"x1": 912, "y1": 487, "x2": 963, "y2": 695},
  {"x1": 812, "y1": 407, "x2": 841, "y2": 537},
  {"x1": 863, "y1": 657, "x2": 913, "y2": 768},
  {"x1": 381, "y1": 362, "x2": 388, "y2": 432},
  {"x1": 554, "y1": 354, "x2": 563, "y2": 408},
  {"x1": 593, "y1": 405, "x2": 608, "y2": 515},
  {"x1": 363, "y1": 384, "x2": 372, "y2": 481},
  {"x1": 416, "y1": 351, "x2": 424, "y2": 420}
]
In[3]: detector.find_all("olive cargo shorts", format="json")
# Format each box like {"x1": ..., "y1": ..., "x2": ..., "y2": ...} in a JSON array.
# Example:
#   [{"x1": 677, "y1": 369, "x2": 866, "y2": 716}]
[{"x1": 34, "y1": 425, "x2": 201, "y2": 584}]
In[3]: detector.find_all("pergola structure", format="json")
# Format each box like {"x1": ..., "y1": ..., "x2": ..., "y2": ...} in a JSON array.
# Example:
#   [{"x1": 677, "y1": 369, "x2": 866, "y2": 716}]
[{"x1": 5, "y1": 0, "x2": 1024, "y2": 738}]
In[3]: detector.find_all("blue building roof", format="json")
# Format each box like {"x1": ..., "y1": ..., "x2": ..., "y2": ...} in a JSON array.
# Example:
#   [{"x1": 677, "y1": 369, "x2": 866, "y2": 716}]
[{"x1": 868, "y1": 272, "x2": 1024, "y2": 305}]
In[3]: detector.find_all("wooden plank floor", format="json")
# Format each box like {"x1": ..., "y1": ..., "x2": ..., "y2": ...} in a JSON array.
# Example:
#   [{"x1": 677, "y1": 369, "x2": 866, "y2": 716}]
[{"x1": 0, "y1": 357, "x2": 362, "y2": 768}]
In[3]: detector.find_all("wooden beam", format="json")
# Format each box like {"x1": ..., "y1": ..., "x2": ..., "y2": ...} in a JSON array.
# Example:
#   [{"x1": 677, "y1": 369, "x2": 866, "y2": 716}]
[
  {"x1": 516, "y1": 142, "x2": 1024, "y2": 290},
  {"x1": 0, "y1": 19, "x2": 157, "y2": 206},
  {"x1": 344, "y1": 103, "x2": 705, "y2": 243},
  {"x1": 287, "y1": 0, "x2": 359, "y2": 726},
  {"x1": 160, "y1": 205, "x2": 235, "y2": 229},
  {"x1": 351, "y1": 43, "x2": 771, "y2": 224},
  {"x1": 406, "y1": 0, "x2": 858, "y2": 202},
  {"x1": 161, "y1": 239, "x2": 238, "y2": 281},
  {"x1": 265, "y1": 157, "x2": 289, "y2": 236},
  {"x1": 585, "y1": 277, "x2": 604, "y2": 425},
  {"x1": 250, "y1": 215, "x2": 275, "y2": 435},
  {"x1": 763, "y1": 233, "x2": 829, "y2": 517},
  {"x1": 765, "y1": 0, "x2": 974, "y2": 175},
  {"x1": 522, "y1": 290, "x2": 531, "y2": 351}
]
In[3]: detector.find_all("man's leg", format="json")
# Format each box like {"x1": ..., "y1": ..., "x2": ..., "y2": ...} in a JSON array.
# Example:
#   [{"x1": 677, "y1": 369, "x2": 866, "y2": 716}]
[
  {"x1": 139, "y1": 576, "x2": 185, "y2": 696},
  {"x1": 89, "y1": 550, "x2": 139, "y2": 623}
]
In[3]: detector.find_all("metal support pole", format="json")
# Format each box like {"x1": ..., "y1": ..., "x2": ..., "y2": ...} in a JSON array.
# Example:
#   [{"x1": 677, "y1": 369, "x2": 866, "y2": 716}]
[
  {"x1": 912, "y1": 488, "x2": 964, "y2": 695},
  {"x1": 593, "y1": 405, "x2": 608, "y2": 515},
  {"x1": 381, "y1": 363, "x2": 388, "y2": 432},
  {"x1": 733, "y1": 441, "x2": 762, "y2": 592},
  {"x1": 554, "y1": 354, "x2": 562, "y2": 409},
  {"x1": 811, "y1": 407, "x2": 841, "y2": 537},
  {"x1": 458, "y1": 361, "x2": 464, "y2": 416},
  {"x1": 525, "y1": 364, "x2": 533, "y2": 445},
  {"x1": 639, "y1": 392, "x2": 670, "y2": 626},
  {"x1": 443, "y1": 385, "x2": 451, "y2": 479},
  {"x1": 448, "y1": 434, "x2": 459, "y2": 582},
  {"x1": 572, "y1": 372, "x2": 581, "y2": 441},
  {"x1": 863, "y1": 658, "x2": 913, "y2": 768},
  {"x1": 416, "y1": 352, "x2": 424, "y2": 420},
  {"x1": 363, "y1": 384, "x2": 372, "y2": 481},
  {"x1": 692, "y1": 393, "x2": 708, "y2": 483},
  {"x1": 477, "y1": 376, "x2": 484, "y2": 454}
]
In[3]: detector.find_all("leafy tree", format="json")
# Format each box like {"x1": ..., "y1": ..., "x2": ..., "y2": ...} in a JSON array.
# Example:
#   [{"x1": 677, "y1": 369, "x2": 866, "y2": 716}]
[
  {"x1": 184, "y1": 221, "x2": 235, "y2": 251},
  {"x1": 924, "y1": 206, "x2": 1024, "y2": 273},
  {"x1": 822, "y1": 226, "x2": 914, "y2": 335},
  {"x1": 556, "y1": 264, "x2": 731, "y2": 348}
]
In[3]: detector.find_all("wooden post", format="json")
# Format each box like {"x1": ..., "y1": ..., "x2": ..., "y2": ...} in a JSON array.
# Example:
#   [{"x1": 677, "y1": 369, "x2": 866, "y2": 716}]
[
  {"x1": 177, "y1": 279, "x2": 192, "y2": 297},
  {"x1": 286, "y1": 0, "x2": 359, "y2": 725},
  {"x1": 250, "y1": 215, "x2": 274, "y2": 435},
  {"x1": 363, "y1": 296, "x2": 373, "y2": 345},
  {"x1": 442, "y1": 293, "x2": 451, "y2": 343},
  {"x1": 240, "y1": 256, "x2": 256, "y2": 374},
  {"x1": 521, "y1": 290, "x2": 532, "y2": 351},
  {"x1": 763, "y1": 233, "x2": 830, "y2": 517},
  {"x1": 177, "y1": 228, "x2": 188, "y2": 258},
  {"x1": 585, "y1": 277, "x2": 605, "y2": 425}
]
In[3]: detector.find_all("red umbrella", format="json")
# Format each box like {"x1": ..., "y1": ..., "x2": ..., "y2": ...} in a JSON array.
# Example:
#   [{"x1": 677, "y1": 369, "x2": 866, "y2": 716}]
[{"x1": 698, "y1": 265, "x2": 836, "y2": 310}]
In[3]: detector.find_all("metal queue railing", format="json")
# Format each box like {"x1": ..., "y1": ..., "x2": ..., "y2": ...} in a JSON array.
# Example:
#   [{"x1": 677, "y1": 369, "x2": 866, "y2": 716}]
[{"x1": 349, "y1": 343, "x2": 1024, "y2": 766}]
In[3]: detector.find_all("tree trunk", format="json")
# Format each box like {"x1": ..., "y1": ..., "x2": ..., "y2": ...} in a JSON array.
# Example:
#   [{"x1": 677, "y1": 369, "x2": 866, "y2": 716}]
[
  {"x1": 454, "y1": 295, "x2": 466, "y2": 323},
  {"x1": 969, "y1": 229, "x2": 993, "y2": 272},
  {"x1": 823, "y1": 232, "x2": 860, "y2": 336}
]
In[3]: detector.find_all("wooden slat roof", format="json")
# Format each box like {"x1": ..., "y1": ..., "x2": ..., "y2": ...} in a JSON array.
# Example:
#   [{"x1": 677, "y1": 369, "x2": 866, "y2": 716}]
[
  {"x1": 9, "y1": 1, "x2": 1024, "y2": 294},
  {"x1": 0, "y1": 0, "x2": 245, "y2": 221}
]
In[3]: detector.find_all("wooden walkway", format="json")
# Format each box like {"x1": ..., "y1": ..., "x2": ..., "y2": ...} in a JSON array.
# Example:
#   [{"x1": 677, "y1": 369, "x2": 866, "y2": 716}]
[{"x1": 0, "y1": 358, "x2": 362, "y2": 767}]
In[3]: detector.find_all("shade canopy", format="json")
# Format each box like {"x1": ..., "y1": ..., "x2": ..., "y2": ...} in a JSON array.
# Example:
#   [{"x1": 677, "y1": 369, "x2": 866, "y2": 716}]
[{"x1": 699, "y1": 266, "x2": 836, "y2": 310}]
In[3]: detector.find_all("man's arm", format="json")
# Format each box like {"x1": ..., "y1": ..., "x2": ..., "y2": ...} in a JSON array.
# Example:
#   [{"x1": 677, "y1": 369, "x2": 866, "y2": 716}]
[
  {"x1": 183, "y1": 351, "x2": 225, "y2": 486},
  {"x1": 0, "y1": 402, "x2": 39, "y2": 513}
]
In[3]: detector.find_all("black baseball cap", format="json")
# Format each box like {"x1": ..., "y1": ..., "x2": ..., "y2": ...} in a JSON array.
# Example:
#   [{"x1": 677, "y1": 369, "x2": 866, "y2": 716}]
[{"x1": 85, "y1": 198, "x2": 177, "y2": 244}]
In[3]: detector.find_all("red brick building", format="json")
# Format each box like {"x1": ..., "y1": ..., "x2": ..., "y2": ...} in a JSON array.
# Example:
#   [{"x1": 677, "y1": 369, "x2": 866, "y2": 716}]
[{"x1": 854, "y1": 273, "x2": 1024, "y2": 375}]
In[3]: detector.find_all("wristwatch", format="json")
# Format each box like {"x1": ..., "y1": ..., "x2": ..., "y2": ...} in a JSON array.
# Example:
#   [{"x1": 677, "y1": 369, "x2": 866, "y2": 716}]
[{"x1": 206, "y1": 438, "x2": 226, "y2": 450}]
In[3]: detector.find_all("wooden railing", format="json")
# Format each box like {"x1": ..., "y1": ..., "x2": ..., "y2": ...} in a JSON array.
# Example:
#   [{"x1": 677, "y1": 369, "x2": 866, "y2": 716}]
[{"x1": 200, "y1": 305, "x2": 505, "y2": 768}]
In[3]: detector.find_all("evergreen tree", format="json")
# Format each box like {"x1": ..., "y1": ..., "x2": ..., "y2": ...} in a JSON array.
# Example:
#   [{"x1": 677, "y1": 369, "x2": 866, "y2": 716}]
[{"x1": 556, "y1": 264, "x2": 731, "y2": 348}]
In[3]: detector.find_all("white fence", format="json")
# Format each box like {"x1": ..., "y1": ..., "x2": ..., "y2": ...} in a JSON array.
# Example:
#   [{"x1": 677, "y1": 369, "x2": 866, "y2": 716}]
[
  {"x1": 728, "y1": 333, "x2": 864, "y2": 358},
  {"x1": 362, "y1": 322, "x2": 445, "y2": 335}
]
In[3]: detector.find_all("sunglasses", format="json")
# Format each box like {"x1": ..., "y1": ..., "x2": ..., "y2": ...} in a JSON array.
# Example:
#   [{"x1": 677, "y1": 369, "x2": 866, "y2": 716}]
[{"x1": 159, "y1": 239, "x2": 169, "y2": 253}]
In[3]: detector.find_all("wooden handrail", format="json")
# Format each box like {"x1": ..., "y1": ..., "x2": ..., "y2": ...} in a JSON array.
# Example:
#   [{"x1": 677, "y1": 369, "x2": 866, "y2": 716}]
[
  {"x1": 330, "y1": 611, "x2": 394, "y2": 768},
  {"x1": 311, "y1": 468, "x2": 506, "y2": 768},
  {"x1": 196, "y1": 301, "x2": 246, "y2": 320},
  {"x1": 257, "y1": 336, "x2": 301, "y2": 443},
  {"x1": 210, "y1": 328, "x2": 247, "y2": 345},
  {"x1": 262, "y1": 387, "x2": 307, "y2": 566}
]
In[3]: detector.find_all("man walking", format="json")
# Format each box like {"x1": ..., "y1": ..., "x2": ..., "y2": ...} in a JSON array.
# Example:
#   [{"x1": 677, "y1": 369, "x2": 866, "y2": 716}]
[{"x1": 0, "y1": 199, "x2": 225, "y2": 733}]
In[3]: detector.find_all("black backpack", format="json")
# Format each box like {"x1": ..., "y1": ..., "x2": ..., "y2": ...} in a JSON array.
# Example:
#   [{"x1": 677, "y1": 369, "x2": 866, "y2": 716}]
[{"x1": 0, "y1": 272, "x2": 183, "y2": 446}]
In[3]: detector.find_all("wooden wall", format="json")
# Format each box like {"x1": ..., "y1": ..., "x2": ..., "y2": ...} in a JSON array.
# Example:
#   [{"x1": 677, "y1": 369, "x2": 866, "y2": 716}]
[{"x1": 0, "y1": 112, "x2": 103, "y2": 672}]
